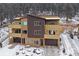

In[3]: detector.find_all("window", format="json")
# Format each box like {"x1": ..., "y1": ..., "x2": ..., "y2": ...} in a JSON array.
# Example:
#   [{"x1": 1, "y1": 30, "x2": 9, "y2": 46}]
[
  {"x1": 34, "y1": 30, "x2": 41, "y2": 35},
  {"x1": 15, "y1": 29, "x2": 21, "y2": 33},
  {"x1": 19, "y1": 22, "x2": 21, "y2": 24},
  {"x1": 21, "y1": 22, "x2": 27, "y2": 26},
  {"x1": 13, "y1": 37, "x2": 21, "y2": 43},
  {"x1": 22, "y1": 30, "x2": 27, "y2": 34},
  {"x1": 34, "y1": 21, "x2": 41, "y2": 26},
  {"x1": 49, "y1": 30, "x2": 55, "y2": 35}
]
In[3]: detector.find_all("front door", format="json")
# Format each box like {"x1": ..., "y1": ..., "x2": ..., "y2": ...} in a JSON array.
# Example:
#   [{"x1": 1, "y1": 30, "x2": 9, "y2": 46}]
[
  {"x1": 33, "y1": 39, "x2": 40, "y2": 47},
  {"x1": 13, "y1": 37, "x2": 21, "y2": 43},
  {"x1": 28, "y1": 38, "x2": 40, "y2": 47}
]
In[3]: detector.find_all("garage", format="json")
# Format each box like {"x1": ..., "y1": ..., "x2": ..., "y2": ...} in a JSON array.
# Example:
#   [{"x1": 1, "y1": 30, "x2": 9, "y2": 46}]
[{"x1": 45, "y1": 39, "x2": 58, "y2": 46}]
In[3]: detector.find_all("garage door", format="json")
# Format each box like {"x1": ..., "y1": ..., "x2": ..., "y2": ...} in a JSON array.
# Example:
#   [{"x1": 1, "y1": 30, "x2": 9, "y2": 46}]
[{"x1": 45, "y1": 39, "x2": 57, "y2": 46}]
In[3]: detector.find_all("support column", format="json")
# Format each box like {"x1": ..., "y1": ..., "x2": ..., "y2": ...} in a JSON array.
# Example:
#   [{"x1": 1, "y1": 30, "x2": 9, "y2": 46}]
[
  {"x1": 9, "y1": 37, "x2": 13, "y2": 44},
  {"x1": 21, "y1": 28, "x2": 22, "y2": 45},
  {"x1": 38, "y1": 38, "x2": 41, "y2": 47},
  {"x1": 43, "y1": 38, "x2": 45, "y2": 47},
  {"x1": 58, "y1": 38, "x2": 60, "y2": 48},
  {"x1": 21, "y1": 38, "x2": 22, "y2": 45}
]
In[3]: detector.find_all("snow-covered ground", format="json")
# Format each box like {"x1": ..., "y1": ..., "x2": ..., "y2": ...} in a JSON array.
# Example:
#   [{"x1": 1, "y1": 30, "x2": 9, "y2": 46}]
[
  {"x1": 0, "y1": 27, "x2": 9, "y2": 47},
  {"x1": 0, "y1": 44, "x2": 63, "y2": 56},
  {"x1": 0, "y1": 27, "x2": 62, "y2": 56},
  {"x1": 60, "y1": 32, "x2": 79, "y2": 56},
  {"x1": 0, "y1": 27, "x2": 9, "y2": 42},
  {"x1": 60, "y1": 33, "x2": 75, "y2": 56},
  {"x1": 0, "y1": 44, "x2": 44, "y2": 56}
]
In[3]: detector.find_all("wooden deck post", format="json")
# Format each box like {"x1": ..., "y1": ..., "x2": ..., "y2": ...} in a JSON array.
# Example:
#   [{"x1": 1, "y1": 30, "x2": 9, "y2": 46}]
[
  {"x1": 58, "y1": 38, "x2": 60, "y2": 48},
  {"x1": 43, "y1": 38, "x2": 45, "y2": 47}
]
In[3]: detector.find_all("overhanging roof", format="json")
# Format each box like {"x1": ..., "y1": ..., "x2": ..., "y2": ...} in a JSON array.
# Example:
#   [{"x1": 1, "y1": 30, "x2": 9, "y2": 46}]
[{"x1": 39, "y1": 16, "x2": 60, "y2": 20}]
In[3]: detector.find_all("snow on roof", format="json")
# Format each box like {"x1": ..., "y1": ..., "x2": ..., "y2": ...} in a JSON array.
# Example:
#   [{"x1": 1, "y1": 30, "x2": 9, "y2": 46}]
[
  {"x1": 39, "y1": 16, "x2": 60, "y2": 20},
  {"x1": 14, "y1": 17, "x2": 22, "y2": 20}
]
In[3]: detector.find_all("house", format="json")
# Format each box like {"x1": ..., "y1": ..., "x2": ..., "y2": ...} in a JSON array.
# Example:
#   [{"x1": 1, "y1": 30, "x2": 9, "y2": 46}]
[{"x1": 8, "y1": 15, "x2": 63, "y2": 47}]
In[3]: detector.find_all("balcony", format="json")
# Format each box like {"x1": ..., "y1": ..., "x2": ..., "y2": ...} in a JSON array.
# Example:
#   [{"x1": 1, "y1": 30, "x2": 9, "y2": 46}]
[
  {"x1": 44, "y1": 34, "x2": 60, "y2": 39},
  {"x1": 21, "y1": 34, "x2": 28, "y2": 38},
  {"x1": 9, "y1": 33, "x2": 21, "y2": 37},
  {"x1": 45, "y1": 25, "x2": 62, "y2": 30},
  {"x1": 9, "y1": 24, "x2": 21, "y2": 28},
  {"x1": 8, "y1": 21, "x2": 21, "y2": 28},
  {"x1": 45, "y1": 25, "x2": 63, "y2": 34}
]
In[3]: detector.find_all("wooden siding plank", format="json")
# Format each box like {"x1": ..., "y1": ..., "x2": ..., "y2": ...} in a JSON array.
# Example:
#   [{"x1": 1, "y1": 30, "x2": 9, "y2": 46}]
[
  {"x1": 9, "y1": 24, "x2": 21, "y2": 28},
  {"x1": 10, "y1": 33, "x2": 21, "y2": 37},
  {"x1": 21, "y1": 26, "x2": 28, "y2": 30},
  {"x1": 44, "y1": 34, "x2": 60, "y2": 39}
]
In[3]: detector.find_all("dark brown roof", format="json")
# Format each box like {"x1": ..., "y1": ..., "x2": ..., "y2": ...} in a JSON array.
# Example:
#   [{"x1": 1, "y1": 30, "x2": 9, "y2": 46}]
[
  {"x1": 39, "y1": 16, "x2": 60, "y2": 20},
  {"x1": 27, "y1": 14, "x2": 60, "y2": 21}
]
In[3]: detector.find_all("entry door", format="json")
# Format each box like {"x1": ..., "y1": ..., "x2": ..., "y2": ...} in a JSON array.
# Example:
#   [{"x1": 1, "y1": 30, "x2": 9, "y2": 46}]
[
  {"x1": 33, "y1": 39, "x2": 40, "y2": 47},
  {"x1": 28, "y1": 39, "x2": 34, "y2": 46},
  {"x1": 28, "y1": 39, "x2": 40, "y2": 47}
]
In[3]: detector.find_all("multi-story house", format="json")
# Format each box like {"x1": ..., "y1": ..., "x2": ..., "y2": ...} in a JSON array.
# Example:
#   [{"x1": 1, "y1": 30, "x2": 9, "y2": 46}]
[{"x1": 8, "y1": 15, "x2": 63, "y2": 47}]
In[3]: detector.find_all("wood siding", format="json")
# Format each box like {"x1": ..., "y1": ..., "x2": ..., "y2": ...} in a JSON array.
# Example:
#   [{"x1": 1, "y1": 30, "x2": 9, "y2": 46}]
[
  {"x1": 45, "y1": 25, "x2": 63, "y2": 34},
  {"x1": 44, "y1": 25, "x2": 62, "y2": 39},
  {"x1": 21, "y1": 18, "x2": 27, "y2": 21},
  {"x1": 44, "y1": 35, "x2": 60, "y2": 39},
  {"x1": 21, "y1": 26, "x2": 28, "y2": 30},
  {"x1": 27, "y1": 15, "x2": 45, "y2": 38},
  {"x1": 21, "y1": 34, "x2": 28, "y2": 38},
  {"x1": 9, "y1": 33, "x2": 21, "y2": 37},
  {"x1": 9, "y1": 24, "x2": 21, "y2": 29}
]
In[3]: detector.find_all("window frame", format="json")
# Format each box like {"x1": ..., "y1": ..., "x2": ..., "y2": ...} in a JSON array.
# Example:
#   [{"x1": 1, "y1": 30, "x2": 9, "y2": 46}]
[
  {"x1": 15, "y1": 29, "x2": 21, "y2": 33},
  {"x1": 34, "y1": 21, "x2": 41, "y2": 26},
  {"x1": 22, "y1": 30, "x2": 27, "y2": 34},
  {"x1": 34, "y1": 30, "x2": 41, "y2": 35}
]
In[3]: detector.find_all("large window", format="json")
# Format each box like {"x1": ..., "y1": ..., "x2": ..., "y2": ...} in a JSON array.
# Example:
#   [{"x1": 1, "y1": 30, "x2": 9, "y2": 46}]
[
  {"x1": 49, "y1": 30, "x2": 55, "y2": 35},
  {"x1": 15, "y1": 29, "x2": 21, "y2": 33},
  {"x1": 34, "y1": 30, "x2": 41, "y2": 35},
  {"x1": 34, "y1": 21, "x2": 41, "y2": 26},
  {"x1": 13, "y1": 37, "x2": 21, "y2": 43},
  {"x1": 22, "y1": 30, "x2": 27, "y2": 34},
  {"x1": 21, "y1": 22, "x2": 27, "y2": 26}
]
